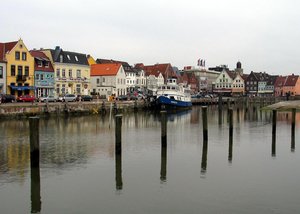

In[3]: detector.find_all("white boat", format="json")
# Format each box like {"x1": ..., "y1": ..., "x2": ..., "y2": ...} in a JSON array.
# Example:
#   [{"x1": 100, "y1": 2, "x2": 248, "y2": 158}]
[{"x1": 155, "y1": 78, "x2": 192, "y2": 108}]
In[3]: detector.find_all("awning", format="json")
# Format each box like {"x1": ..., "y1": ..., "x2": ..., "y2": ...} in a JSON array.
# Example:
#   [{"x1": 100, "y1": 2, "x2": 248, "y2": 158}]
[{"x1": 9, "y1": 85, "x2": 36, "y2": 91}]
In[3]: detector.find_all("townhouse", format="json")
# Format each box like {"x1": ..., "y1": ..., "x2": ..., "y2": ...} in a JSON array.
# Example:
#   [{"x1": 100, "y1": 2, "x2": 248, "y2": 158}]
[
  {"x1": 0, "y1": 56, "x2": 6, "y2": 94},
  {"x1": 282, "y1": 74, "x2": 300, "y2": 96},
  {"x1": 90, "y1": 63, "x2": 126, "y2": 98},
  {"x1": 30, "y1": 50, "x2": 55, "y2": 97},
  {"x1": 0, "y1": 39, "x2": 35, "y2": 96},
  {"x1": 182, "y1": 72, "x2": 199, "y2": 93},
  {"x1": 42, "y1": 46, "x2": 90, "y2": 95}
]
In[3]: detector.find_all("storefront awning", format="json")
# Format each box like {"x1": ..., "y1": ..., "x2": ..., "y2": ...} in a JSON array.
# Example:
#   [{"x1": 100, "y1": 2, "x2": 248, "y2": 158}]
[{"x1": 9, "y1": 85, "x2": 36, "y2": 91}]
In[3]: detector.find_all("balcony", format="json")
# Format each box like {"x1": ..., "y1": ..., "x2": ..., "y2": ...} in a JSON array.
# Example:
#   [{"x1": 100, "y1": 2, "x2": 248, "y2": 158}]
[{"x1": 16, "y1": 75, "x2": 27, "y2": 82}]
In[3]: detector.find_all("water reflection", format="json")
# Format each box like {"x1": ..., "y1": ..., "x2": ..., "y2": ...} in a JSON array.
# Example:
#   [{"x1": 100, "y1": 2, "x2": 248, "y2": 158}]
[
  {"x1": 160, "y1": 145, "x2": 167, "y2": 182},
  {"x1": 115, "y1": 154, "x2": 122, "y2": 190},
  {"x1": 201, "y1": 140, "x2": 208, "y2": 175},
  {"x1": 30, "y1": 166, "x2": 41, "y2": 213}
]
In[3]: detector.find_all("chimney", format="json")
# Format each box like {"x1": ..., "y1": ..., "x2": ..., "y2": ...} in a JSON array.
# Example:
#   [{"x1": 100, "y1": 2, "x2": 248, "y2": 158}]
[{"x1": 55, "y1": 46, "x2": 60, "y2": 50}]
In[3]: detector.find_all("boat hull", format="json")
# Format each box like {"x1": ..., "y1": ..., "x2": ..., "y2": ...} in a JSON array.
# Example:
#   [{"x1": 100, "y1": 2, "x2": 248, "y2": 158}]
[{"x1": 157, "y1": 96, "x2": 192, "y2": 108}]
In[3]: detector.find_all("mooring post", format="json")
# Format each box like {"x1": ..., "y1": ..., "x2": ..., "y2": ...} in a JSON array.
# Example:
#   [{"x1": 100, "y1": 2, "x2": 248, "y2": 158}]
[
  {"x1": 29, "y1": 117, "x2": 40, "y2": 168},
  {"x1": 115, "y1": 115, "x2": 122, "y2": 155},
  {"x1": 161, "y1": 110, "x2": 167, "y2": 146},
  {"x1": 202, "y1": 106, "x2": 208, "y2": 141},
  {"x1": 291, "y1": 108, "x2": 296, "y2": 152}
]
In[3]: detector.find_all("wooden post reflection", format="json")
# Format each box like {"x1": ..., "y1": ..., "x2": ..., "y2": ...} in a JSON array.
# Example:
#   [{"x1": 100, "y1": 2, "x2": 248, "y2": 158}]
[
  {"x1": 218, "y1": 109, "x2": 222, "y2": 126},
  {"x1": 228, "y1": 109, "x2": 233, "y2": 163},
  {"x1": 272, "y1": 110, "x2": 277, "y2": 157},
  {"x1": 115, "y1": 115, "x2": 122, "y2": 155},
  {"x1": 160, "y1": 144, "x2": 167, "y2": 182},
  {"x1": 201, "y1": 140, "x2": 208, "y2": 174},
  {"x1": 115, "y1": 154, "x2": 123, "y2": 190},
  {"x1": 161, "y1": 111, "x2": 167, "y2": 146},
  {"x1": 202, "y1": 106, "x2": 208, "y2": 141},
  {"x1": 31, "y1": 165, "x2": 41, "y2": 213},
  {"x1": 291, "y1": 108, "x2": 296, "y2": 152}
]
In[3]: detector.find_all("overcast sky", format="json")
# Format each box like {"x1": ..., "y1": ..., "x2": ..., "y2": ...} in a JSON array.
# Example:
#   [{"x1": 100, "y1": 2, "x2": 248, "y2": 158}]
[{"x1": 1, "y1": 0, "x2": 300, "y2": 75}]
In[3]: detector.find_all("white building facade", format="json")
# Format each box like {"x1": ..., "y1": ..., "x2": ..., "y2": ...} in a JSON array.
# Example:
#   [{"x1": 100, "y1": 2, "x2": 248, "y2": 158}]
[{"x1": 0, "y1": 62, "x2": 6, "y2": 94}]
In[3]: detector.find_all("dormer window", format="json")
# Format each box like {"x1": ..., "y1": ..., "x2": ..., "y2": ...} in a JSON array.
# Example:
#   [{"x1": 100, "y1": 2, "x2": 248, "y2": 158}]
[
  {"x1": 75, "y1": 56, "x2": 78, "y2": 62},
  {"x1": 60, "y1": 55, "x2": 63, "y2": 63},
  {"x1": 45, "y1": 62, "x2": 49, "y2": 68},
  {"x1": 37, "y1": 61, "x2": 42, "y2": 67},
  {"x1": 67, "y1": 55, "x2": 70, "y2": 60}
]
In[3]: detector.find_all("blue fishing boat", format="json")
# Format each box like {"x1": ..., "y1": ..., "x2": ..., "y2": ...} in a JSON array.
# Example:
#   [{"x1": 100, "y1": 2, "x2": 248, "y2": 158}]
[{"x1": 155, "y1": 78, "x2": 192, "y2": 108}]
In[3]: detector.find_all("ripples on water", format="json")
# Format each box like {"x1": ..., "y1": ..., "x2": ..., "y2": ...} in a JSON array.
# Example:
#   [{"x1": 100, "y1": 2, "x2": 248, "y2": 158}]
[{"x1": 0, "y1": 106, "x2": 299, "y2": 213}]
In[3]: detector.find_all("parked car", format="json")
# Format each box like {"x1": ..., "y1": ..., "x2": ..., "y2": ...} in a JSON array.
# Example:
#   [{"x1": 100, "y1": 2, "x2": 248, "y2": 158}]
[
  {"x1": 116, "y1": 95, "x2": 128, "y2": 101},
  {"x1": 63, "y1": 94, "x2": 76, "y2": 102},
  {"x1": 39, "y1": 95, "x2": 57, "y2": 102},
  {"x1": 81, "y1": 95, "x2": 93, "y2": 101},
  {"x1": 17, "y1": 95, "x2": 36, "y2": 102},
  {"x1": 0, "y1": 94, "x2": 16, "y2": 103}
]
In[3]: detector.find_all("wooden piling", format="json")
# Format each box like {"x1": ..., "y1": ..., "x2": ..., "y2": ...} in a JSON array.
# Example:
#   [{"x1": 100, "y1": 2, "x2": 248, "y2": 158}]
[
  {"x1": 29, "y1": 117, "x2": 40, "y2": 168},
  {"x1": 115, "y1": 115, "x2": 122, "y2": 155},
  {"x1": 161, "y1": 110, "x2": 167, "y2": 146},
  {"x1": 202, "y1": 106, "x2": 208, "y2": 141}
]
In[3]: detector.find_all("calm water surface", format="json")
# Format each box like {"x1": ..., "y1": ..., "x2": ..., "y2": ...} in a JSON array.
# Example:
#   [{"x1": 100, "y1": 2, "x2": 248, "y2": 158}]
[{"x1": 0, "y1": 106, "x2": 299, "y2": 214}]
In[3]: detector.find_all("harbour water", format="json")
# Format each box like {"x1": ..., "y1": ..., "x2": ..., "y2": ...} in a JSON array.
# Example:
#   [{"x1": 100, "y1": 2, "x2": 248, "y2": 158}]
[{"x1": 0, "y1": 105, "x2": 300, "y2": 213}]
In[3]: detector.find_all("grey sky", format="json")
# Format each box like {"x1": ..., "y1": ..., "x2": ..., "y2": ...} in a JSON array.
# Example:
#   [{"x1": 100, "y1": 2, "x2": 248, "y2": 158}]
[{"x1": 1, "y1": 0, "x2": 300, "y2": 75}]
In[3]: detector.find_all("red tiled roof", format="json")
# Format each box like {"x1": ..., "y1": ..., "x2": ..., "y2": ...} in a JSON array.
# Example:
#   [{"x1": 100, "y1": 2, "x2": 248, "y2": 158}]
[
  {"x1": 91, "y1": 63, "x2": 121, "y2": 76},
  {"x1": 0, "y1": 41, "x2": 18, "y2": 61},
  {"x1": 30, "y1": 50, "x2": 54, "y2": 72},
  {"x1": 274, "y1": 76, "x2": 287, "y2": 87},
  {"x1": 140, "y1": 63, "x2": 177, "y2": 79},
  {"x1": 284, "y1": 74, "x2": 299, "y2": 87}
]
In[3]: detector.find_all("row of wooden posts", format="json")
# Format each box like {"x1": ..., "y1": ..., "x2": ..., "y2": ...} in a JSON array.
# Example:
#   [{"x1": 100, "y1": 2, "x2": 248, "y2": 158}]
[{"x1": 27, "y1": 106, "x2": 297, "y2": 209}]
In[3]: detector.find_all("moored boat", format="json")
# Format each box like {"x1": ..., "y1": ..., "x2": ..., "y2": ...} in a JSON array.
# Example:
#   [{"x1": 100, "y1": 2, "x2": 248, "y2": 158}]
[{"x1": 155, "y1": 78, "x2": 192, "y2": 108}]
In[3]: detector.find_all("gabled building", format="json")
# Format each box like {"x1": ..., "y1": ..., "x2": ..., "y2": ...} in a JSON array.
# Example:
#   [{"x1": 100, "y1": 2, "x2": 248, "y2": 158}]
[
  {"x1": 96, "y1": 58, "x2": 136, "y2": 93},
  {"x1": 245, "y1": 71, "x2": 259, "y2": 95},
  {"x1": 42, "y1": 46, "x2": 90, "y2": 95},
  {"x1": 282, "y1": 74, "x2": 300, "y2": 96},
  {"x1": 0, "y1": 39, "x2": 35, "y2": 96},
  {"x1": 274, "y1": 76, "x2": 287, "y2": 97},
  {"x1": 0, "y1": 58, "x2": 6, "y2": 94},
  {"x1": 213, "y1": 70, "x2": 235, "y2": 95},
  {"x1": 265, "y1": 75, "x2": 278, "y2": 96},
  {"x1": 232, "y1": 73, "x2": 245, "y2": 96},
  {"x1": 90, "y1": 63, "x2": 126, "y2": 98},
  {"x1": 134, "y1": 67, "x2": 147, "y2": 91},
  {"x1": 30, "y1": 50, "x2": 55, "y2": 97},
  {"x1": 182, "y1": 72, "x2": 199, "y2": 93}
]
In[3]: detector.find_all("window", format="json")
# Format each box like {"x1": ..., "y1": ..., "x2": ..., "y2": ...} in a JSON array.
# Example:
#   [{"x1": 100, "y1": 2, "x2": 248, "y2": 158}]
[
  {"x1": 75, "y1": 56, "x2": 78, "y2": 61},
  {"x1": 69, "y1": 69, "x2": 72, "y2": 78},
  {"x1": 67, "y1": 55, "x2": 70, "y2": 60},
  {"x1": 40, "y1": 74, "x2": 44, "y2": 80},
  {"x1": 62, "y1": 69, "x2": 65, "y2": 77},
  {"x1": 37, "y1": 61, "x2": 42, "y2": 67},
  {"x1": 76, "y1": 69, "x2": 81, "y2": 78},
  {"x1": 61, "y1": 84, "x2": 66, "y2": 94},
  {"x1": 45, "y1": 62, "x2": 49, "y2": 67},
  {"x1": 0, "y1": 66, "x2": 3, "y2": 78},
  {"x1": 18, "y1": 66, "x2": 22, "y2": 76},
  {"x1": 102, "y1": 77, "x2": 105, "y2": 82},
  {"x1": 15, "y1": 51, "x2": 20, "y2": 60},
  {"x1": 97, "y1": 78, "x2": 100, "y2": 84},
  {"x1": 76, "y1": 84, "x2": 81, "y2": 94},
  {"x1": 56, "y1": 69, "x2": 60, "y2": 77},
  {"x1": 22, "y1": 52, "x2": 27, "y2": 61},
  {"x1": 36, "y1": 74, "x2": 40, "y2": 80},
  {"x1": 60, "y1": 55, "x2": 63, "y2": 63},
  {"x1": 11, "y1": 65, "x2": 16, "y2": 76},
  {"x1": 56, "y1": 84, "x2": 60, "y2": 94},
  {"x1": 25, "y1": 66, "x2": 29, "y2": 76}
]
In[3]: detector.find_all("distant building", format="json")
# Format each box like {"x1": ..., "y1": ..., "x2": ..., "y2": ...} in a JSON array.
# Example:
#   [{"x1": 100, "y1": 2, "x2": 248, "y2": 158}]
[
  {"x1": 183, "y1": 66, "x2": 220, "y2": 92},
  {"x1": 182, "y1": 72, "x2": 199, "y2": 93},
  {"x1": 0, "y1": 39, "x2": 35, "y2": 96},
  {"x1": 282, "y1": 74, "x2": 300, "y2": 96},
  {"x1": 0, "y1": 60, "x2": 6, "y2": 94},
  {"x1": 90, "y1": 63, "x2": 126, "y2": 98},
  {"x1": 30, "y1": 50, "x2": 55, "y2": 97},
  {"x1": 42, "y1": 46, "x2": 90, "y2": 95},
  {"x1": 213, "y1": 70, "x2": 235, "y2": 95}
]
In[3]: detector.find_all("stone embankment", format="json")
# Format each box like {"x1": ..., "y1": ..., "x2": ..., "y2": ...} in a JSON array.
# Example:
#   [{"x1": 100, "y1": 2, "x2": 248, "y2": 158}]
[{"x1": 0, "y1": 100, "x2": 147, "y2": 118}]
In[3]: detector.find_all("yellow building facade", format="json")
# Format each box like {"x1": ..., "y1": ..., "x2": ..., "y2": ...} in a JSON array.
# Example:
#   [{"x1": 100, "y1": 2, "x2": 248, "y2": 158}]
[
  {"x1": 42, "y1": 47, "x2": 91, "y2": 95},
  {"x1": 5, "y1": 39, "x2": 35, "y2": 96}
]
